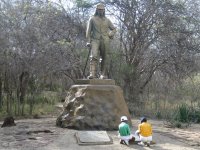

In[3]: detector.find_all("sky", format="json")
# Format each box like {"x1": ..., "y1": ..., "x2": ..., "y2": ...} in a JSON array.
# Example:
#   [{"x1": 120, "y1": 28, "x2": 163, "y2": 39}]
[
  {"x1": 48, "y1": 0, "x2": 74, "y2": 9},
  {"x1": 48, "y1": 0, "x2": 118, "y2": 25}
]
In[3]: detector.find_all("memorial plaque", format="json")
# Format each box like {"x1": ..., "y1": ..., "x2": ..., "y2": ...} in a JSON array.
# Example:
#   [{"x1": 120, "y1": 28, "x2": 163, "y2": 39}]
[{"x1": 75, "y1": 131, "x2": 113, "y2": 145}]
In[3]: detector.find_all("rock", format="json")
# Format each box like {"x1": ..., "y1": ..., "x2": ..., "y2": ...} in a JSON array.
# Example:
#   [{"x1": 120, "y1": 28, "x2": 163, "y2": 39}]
[
  {"x1": 56, "y1": 80, "x2": 132, "y2": 130},
  {"x1": 1, "y1": 116, "x2": 16, "y2": 128},
  {"x1": 33, "y1": 114, "x2": 41, "y2": 119}
]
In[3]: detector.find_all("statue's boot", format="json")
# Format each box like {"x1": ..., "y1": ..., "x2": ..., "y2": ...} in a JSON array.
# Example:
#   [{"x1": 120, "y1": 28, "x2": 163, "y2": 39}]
[
  {"x1": 99, "y1": 56, "x2": 108, "y2": 79},
  {"x1": 99, "y1": 69, "x2": 108, "y2": 79},
  {"x1": 99, "y1": 74, "x2": 108, "y2": 79},
  {"x1": 87, "y1": 58, "x2": 98, "y2": 79}
]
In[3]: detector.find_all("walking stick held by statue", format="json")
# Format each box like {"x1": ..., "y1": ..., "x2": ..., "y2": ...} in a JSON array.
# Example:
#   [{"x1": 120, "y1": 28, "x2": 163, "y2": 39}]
[{"x1": 83, "y1": 43, "x2": 91, "y2": 78}]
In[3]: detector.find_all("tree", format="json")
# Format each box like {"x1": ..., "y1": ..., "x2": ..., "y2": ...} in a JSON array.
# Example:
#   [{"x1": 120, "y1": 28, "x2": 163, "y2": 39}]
[
  {"x1": 0, "y1": 0, "x2": 86, "y2": 115},
  {"x1": 107, "y1": 0, "x2": 200, "y2": 111}
]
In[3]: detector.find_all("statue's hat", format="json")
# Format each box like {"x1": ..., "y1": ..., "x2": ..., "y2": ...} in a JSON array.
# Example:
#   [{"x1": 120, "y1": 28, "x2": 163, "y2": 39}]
[{"x1": 96, "y1": 3, "x2": 105, "y2": 9}]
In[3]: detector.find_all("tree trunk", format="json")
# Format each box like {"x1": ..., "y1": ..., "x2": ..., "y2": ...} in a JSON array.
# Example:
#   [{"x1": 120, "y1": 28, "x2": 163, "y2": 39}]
[
  {"x1": 4, "y1": 71, "x2": 11, "y2": 114},
  {"x1": 19, "y1": 71, "x2": 29, "y2": 115},
  {"x1": 29, "y1": 93, "x2": 34, "y2": 115},
  {"x1": 0, "y1": 74, "x2": 2, "y2": 110},
  {"x1": 17, "y1": 87, "x2": 20, "y2": 115}
]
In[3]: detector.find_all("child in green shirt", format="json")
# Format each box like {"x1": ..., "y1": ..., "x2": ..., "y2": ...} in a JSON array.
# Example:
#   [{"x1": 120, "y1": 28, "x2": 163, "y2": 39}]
[{"x1": 118, "y1": 116, "x2": 134, "y2": 145}]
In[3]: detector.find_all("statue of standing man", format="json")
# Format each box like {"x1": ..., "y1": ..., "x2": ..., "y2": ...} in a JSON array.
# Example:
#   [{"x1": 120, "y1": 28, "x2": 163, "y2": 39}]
[{"x1": 86, "y1": 3, "x2": 116, "y2": 79}]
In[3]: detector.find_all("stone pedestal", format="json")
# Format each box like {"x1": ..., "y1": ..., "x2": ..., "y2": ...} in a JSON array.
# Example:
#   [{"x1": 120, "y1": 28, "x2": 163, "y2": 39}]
[
  {"x1": 56, "y1": 79, "x2": 131, "y2": 130},
  {"x1": 75, "y1": 79, "x2": 115, "y2": 85}
]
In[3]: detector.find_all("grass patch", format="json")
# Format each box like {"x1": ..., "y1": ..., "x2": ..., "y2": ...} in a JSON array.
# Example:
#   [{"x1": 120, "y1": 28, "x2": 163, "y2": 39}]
[
  {"x1": 32, "y1": 104, "x2": 57, "y2": 116},
  {"x1": 163, "y1": 103, "x2": 200, "y2": 128},
  {"x1": 0, "y1": 91, "x2": 61, "y2": 119}
]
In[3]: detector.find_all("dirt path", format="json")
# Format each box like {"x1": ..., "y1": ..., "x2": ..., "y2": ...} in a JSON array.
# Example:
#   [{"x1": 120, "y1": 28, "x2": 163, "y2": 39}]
[{"x1": 0, "y1": 117, "x2": 199, "y2": 150}]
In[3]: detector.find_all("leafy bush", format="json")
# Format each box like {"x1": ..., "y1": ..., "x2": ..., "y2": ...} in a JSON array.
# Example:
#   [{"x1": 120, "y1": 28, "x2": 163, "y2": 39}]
[
  {"x1": 175, "y1": 104, "x2": 190, "y2": 123},
  {"x1": 189, "y1": 109, "x2": 200, "y2": 123},
  {"x1": 164, "y1": 104, "x2": 190, "y2": 128},
  {"x1": 164, "y1": 103, "x2": 200, "y2": 128},
  {"x1": 155, "y1": 111, "x2": 162, "y2": 119}
]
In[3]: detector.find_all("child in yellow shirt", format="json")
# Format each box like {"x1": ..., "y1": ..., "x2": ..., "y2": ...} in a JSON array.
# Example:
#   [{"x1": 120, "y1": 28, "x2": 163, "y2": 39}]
[{"x1": 136, "y1": 117, "x2": 152, "y2": 146}]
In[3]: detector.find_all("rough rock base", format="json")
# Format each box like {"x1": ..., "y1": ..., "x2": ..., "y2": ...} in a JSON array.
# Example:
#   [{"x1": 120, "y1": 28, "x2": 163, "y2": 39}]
[{"x1": 56, "y1": 79, "x2": 131, "y2": 130}]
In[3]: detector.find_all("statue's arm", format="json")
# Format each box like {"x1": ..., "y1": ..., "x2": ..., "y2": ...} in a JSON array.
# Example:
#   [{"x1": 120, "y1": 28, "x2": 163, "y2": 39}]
[
  {"x1": 108, "y1": 19, "x2": 116, "y2": 38},
  {"x1": 86, "y1": 17, "x2": 93, "y2": 43}
]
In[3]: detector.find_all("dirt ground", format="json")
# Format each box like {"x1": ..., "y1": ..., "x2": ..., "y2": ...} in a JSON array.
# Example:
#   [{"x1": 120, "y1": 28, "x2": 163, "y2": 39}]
[{"x1": 0, "y1": 117, "x2": 200, "y2": 150}]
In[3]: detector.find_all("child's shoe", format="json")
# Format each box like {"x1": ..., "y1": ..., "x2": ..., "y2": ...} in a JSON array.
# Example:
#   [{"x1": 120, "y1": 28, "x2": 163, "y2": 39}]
[
  {"x1": 124, "y1": 140, "x2": 129, "y2": 145},
  {"x1": 120, "y1": 140, "x2": 124, "y2": 144},
  {"x1": 146, "y1": 142, "x2": 150, "y2": 147},
  {"x1": 138, "y1": 142, "x2": 144, "y2": 146}
]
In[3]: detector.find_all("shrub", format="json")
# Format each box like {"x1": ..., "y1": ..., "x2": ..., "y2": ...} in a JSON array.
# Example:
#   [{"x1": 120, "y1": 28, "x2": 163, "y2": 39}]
[
  {"x1": 189, "y1": 109, "x2": 200, "y2": 123},
  {"x1": 164, "y1": 103, "x2": 191, "y2": 128},
  {"x1": 155, "y1": 111, "x2": 162, "y2": 119},
  {"x1": 175, "y1": 104, "x2": 190, "y2": 123}
]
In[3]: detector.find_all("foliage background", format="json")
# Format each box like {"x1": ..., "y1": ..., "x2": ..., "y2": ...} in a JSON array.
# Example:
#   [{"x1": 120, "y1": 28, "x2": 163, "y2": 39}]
[{"x1": 0, "y1": 0, "x2": 200, "y2": 124}]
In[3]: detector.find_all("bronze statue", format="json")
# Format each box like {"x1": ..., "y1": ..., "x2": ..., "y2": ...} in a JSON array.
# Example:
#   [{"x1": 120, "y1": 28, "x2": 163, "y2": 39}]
[{"x1": 86, "y1": 3, "x2": 116, "y2": 79}]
